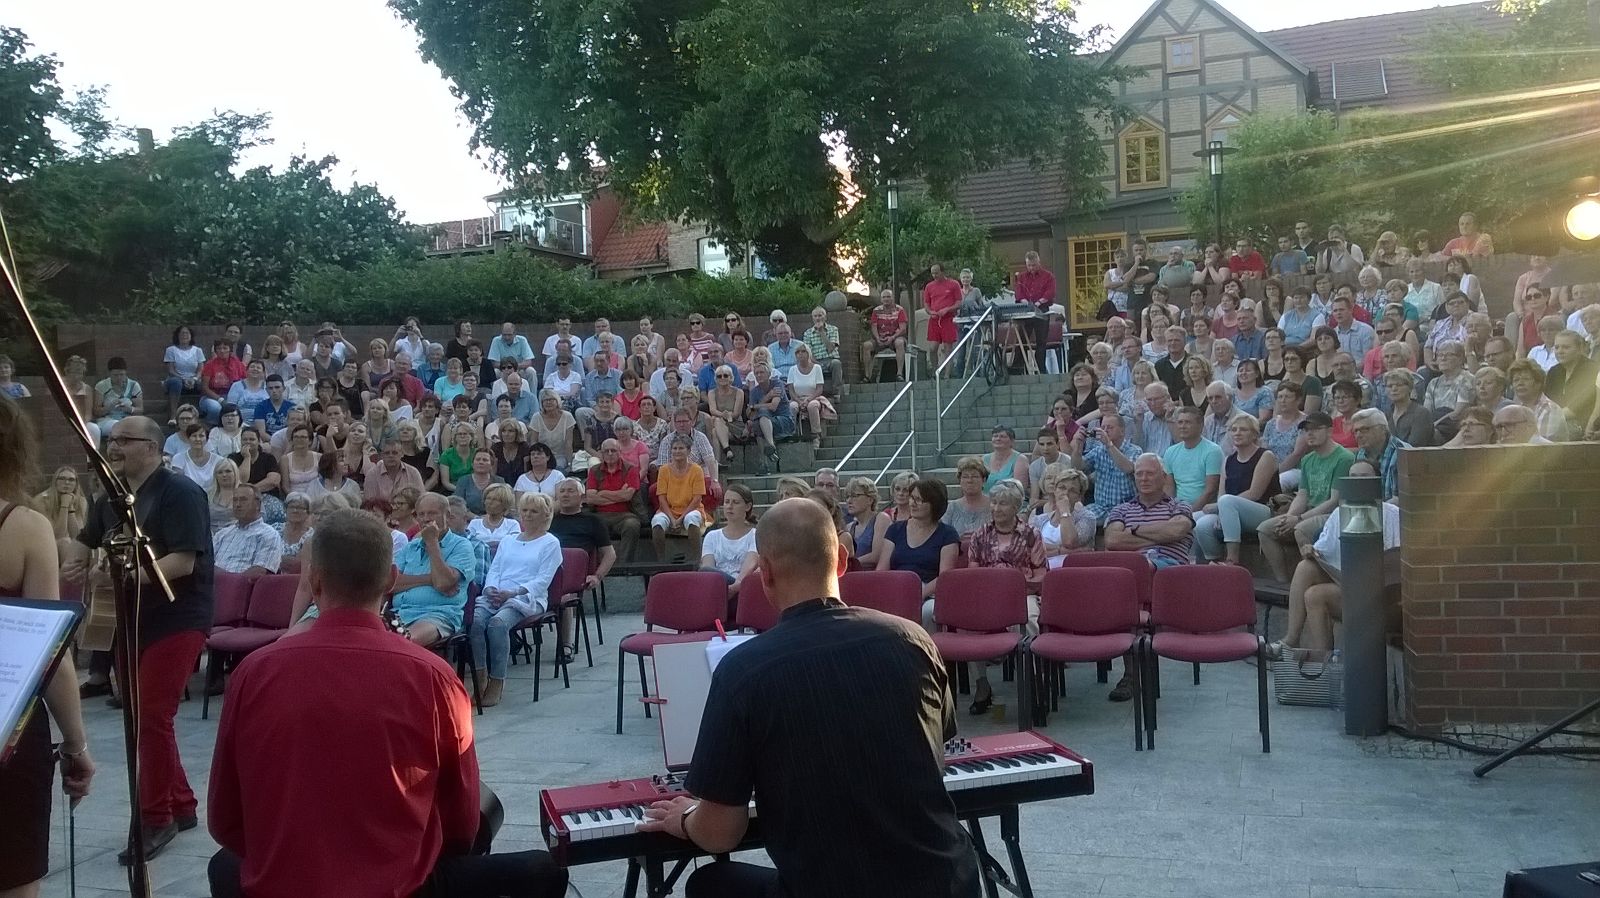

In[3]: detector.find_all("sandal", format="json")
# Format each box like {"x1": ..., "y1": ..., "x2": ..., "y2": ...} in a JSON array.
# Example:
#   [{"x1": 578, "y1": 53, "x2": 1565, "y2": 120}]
[
  {"x1": 558, "y1": 645, "x2": 577, "y2": 665},
  {"x1": 1107, "y1": 677, "x2": 1135, "y2": 703}
]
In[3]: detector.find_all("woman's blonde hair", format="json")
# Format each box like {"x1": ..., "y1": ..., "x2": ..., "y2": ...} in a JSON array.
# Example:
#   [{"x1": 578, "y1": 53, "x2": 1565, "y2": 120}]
[
  {"x1": 775, "y1": 476, "x2": 811, "y2": 501},
  {"x1": 209, "y1": 458, "x2": 241, "y2": 504},
  {"x1": 518, "y1": 490, "x2": 555, "y2": 520},
  {"x1": 956, "y1": 456, "x2": 986, "y2": 480},
  {"x1": 846, "y1": 476, "x2": 879, "y2": 506},
  {"x1": 483, "y1": 483, "x2": 516, "y2": 514}
]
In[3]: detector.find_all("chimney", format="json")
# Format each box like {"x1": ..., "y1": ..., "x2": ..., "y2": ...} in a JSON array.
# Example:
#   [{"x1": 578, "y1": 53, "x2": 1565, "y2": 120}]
[{"x1": 136, "y1": 128, "x2": 156, "y2": 154}]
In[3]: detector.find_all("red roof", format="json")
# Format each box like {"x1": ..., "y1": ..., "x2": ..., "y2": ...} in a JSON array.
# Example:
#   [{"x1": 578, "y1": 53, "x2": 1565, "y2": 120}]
[
  {"x1": 1265, "y1": 3, "x2": 1513, "y2": 110},
  {"x1": 946, "y1": 160, "x2": 1073, "y2": 232},
  {"x1": 592, "y1": 221, "x2": 669, "y2": 272}
]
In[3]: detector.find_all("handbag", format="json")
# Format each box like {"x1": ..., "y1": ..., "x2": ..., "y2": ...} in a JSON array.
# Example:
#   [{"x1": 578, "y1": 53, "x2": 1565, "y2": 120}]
[{"x1": 1271, "y1": 648, "x2": 1343, "y2": 707}]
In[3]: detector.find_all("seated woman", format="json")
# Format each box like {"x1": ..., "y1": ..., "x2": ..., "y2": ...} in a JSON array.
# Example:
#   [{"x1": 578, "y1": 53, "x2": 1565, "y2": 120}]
[
  {"x1": 1442, "y1": 404, "x2": 1498, "y2": 447},
  {"x1": 874, "y1": 476, "x2": 960, "y2": 621},
  {"x1": 1038, "y1": 468, "x2": 1097, "y2": 570},
  {"x1": 843, "y1": 477, "x2": 894, "y2": 568},
  {"x1": 514, "y1": 442, "x2": 564, "y2": 498},
  {"x1": 1268, "y1": 461, "x2": 1401, "y2": 660},
  {"x1": 886, "y1": 470, "x2": 918, "y2": 523},
  {"x1": 942, "y1": 456, "x2": 991, "y2": 539},
  {"x1": 746, "y1": 362, "x2": 794, "y2": 474},
  {"x1": 453, "y1": 449, "x2": 506, "y2": 515},
  {"x1": 982, "y1": 425, "x2": 1029, "y2": 495},
  {"x1": 963, "y1": 479, "x2": 1047, "y2": 716},
  {"x1": 652, "y1": 434, "x2": 707, "y2": 562},
  {"x1": 1193, "y1": 415, "x2": 1280, "y2": 565},
  {"x1": 469, "y1": 491, "x2": 563, "y2": 707},
  {"x1": 468, "y1": 483, "x2": 521, "y2": 553},
  {"x1": 1328, "y1": 381, "x2": 1364, "y2": 449},
  {"x1": 788, "y1": 344, "x2": 835, "y2": 450},
  {"x1": 700, "y1": 483, "x2": 758, "y2": 602},
  {"x1": 275, "y1": 492, "x2": 315, "y2": 572},
  {"x1": 705, "y1": 364, "x2": 748, "y2": 464}
]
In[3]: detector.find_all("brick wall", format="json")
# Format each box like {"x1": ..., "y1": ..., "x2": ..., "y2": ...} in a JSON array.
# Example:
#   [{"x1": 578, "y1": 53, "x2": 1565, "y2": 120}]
[{"x1": 1400, "y1": 443, "x2": 1600, "y2": 729}]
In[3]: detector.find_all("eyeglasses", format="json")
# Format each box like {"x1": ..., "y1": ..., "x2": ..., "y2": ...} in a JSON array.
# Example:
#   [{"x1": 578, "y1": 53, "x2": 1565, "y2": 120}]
[
  {"x1": 725, "y1": 317, "x2": 740, "y2": 323},
  {"x1": 109, "y1": 435, "x2": 154, "y2": 446},
  {"x1": 716, "y1": 373, "x2": 732, "y2": 379}
]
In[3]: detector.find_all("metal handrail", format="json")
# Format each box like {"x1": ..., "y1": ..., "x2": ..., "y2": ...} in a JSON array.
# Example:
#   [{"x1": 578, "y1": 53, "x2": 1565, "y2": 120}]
[
  {"x1": 836, "y1": 378, "x2": 916, "y2": 475},
  {"x1": 934, "y1": 304, "x2": 997, "y2": 462},
  {"x1": 874, "y1": 431, "x2": 916, "y2": 484}
]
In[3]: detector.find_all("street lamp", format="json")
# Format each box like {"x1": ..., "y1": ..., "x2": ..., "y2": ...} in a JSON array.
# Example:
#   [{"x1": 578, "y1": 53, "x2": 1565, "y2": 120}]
[
  {"x1": 886, "y1": 179, "x2": 900, "y2": 306},
  {"x1": 1193, "y1": 140, "x2": 1237, "y2": 248}
]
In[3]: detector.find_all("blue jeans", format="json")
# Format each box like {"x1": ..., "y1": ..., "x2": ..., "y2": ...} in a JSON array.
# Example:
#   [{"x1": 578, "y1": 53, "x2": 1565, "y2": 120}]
[
  {"x1": 469, "y1": 604, "x2": 528, "y2": 680},
  {"x1": 164, "y1": 376, "x2": 221, "y2": 423}
]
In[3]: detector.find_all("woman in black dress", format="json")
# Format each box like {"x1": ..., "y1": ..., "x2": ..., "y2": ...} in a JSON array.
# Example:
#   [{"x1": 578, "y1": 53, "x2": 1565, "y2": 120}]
[{"x1": 0, "y1": 395, "x2": 94, "y2": 893}]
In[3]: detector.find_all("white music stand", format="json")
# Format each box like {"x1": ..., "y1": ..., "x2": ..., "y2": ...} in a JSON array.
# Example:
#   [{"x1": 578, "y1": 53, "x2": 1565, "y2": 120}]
[{"x1": 651, "y1": 636, "x2": 754, "y2": 772}]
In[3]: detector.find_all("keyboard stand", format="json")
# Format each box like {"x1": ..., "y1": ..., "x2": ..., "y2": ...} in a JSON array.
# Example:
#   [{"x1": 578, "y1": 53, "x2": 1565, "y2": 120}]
[{"x1": 966, "y1": 806, "x2": 1034, "y2": 898}]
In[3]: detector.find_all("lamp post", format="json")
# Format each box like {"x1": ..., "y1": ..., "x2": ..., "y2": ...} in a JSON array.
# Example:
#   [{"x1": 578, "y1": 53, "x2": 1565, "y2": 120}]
[
  {"x1": 1337, "y1": 474, "x2": 1387, "y2": 737},
  {"x1": 886, "y1": 179, "x2": 900, "y2": 306},
  {"x1": 1193, "y1": 140, "x2": 1237, "y2": 248}
]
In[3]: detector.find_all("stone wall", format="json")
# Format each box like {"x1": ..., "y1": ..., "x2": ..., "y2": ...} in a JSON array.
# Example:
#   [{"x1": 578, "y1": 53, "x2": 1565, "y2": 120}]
[{"x1": 1400, "y1": 443, "x2": 1600, "y2": 729}]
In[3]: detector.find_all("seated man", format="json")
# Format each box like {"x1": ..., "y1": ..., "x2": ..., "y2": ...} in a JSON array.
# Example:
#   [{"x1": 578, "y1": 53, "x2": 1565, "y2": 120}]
[
  {"x1": 1256, "y1": 412, "x2": 1355, "y2": 582},
  {"x1": 550, "y1": 478, "x2": 617, "y2": 658},
  {"x1": 1101, "y1": 452, "x2": 1193, "y2": 702},
  {"x1": 585, "y1": 439, "x2": 642, "y2": 560},
  {"x1": 390, "y1": 493, "x2": 475, "y2": 647},
  {"x1": 212, "y1": 485, "x2": 282, "y2": 576},
  {"x1": 208, "y1": 508, "x2": 568, "y2": 898},
  {"x1": 861, "y1": 287, "x2": 909, "y2": 382},
  {"x1": 1270, "y1": 461, "x2": 1402, "y2": 659}
]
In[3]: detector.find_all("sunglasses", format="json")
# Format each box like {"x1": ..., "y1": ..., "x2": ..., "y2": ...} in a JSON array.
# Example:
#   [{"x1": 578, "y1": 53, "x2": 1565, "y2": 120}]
[{"x1": 725, "y1": 317, "x2": 740, "y2": 323}]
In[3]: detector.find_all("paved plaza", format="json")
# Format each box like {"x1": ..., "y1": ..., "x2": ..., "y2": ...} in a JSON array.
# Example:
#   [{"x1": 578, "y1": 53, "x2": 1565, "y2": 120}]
[{"x1": 39, "y1": 582, "x2": 1600, "y2": 898}]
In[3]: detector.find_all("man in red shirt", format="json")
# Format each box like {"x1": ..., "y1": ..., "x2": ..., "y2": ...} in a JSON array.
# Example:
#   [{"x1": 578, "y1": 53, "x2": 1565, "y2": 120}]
[
  {"x1": 585, "y1": 438, "x2": 641, "y2": 559},
  {"x1": 199, "y1": 339, "x2": 246, "y2": 424},
  {"x1": 1228, "y1": 237, "x2": 1267, "y2": 279},
  {"x1": 1014, "y1": 250, "x2": 1056, "y2": 374},
  {"x1": 922, "y1": 262, "x2": 962, "y2": 374},
  {"x1": 860, "y1": 287, "x2": 909, "y2": 381},
  {"x1": 206, "y1": 509, "x2": 567, "y2": 898}
]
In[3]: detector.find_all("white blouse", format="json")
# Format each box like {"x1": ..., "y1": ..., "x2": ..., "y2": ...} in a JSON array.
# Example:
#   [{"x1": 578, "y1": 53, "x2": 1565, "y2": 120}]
[{"x1": 701, "y1": 527, "x2": 757, "y2": 579}]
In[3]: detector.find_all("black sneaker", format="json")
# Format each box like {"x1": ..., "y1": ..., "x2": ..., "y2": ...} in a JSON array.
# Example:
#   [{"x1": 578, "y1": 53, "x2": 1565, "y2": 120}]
[
  {"x1": 1108, "y1": 677, "x2": 1135, "y2": 703},
  {"x1": 177, "y1": 813, "x2": 199, "y2": 832},
  {"x1": 78, "y1": 680, "x2": 113, "y2": 698},
  {"x1": 117, "y1": 821, "x2": 179, "y2": 865}
]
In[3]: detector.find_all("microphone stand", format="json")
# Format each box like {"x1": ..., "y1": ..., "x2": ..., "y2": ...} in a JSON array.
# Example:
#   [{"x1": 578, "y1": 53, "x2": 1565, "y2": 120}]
[{"x1": 0, "y1": 205, "x2": 176, "y2": 898}]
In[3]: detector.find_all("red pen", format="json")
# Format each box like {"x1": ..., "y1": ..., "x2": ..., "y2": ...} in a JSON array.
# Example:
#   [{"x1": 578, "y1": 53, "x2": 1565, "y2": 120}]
[{"x1": 714, "y1": 619, "x2": 728, "y2": 641}]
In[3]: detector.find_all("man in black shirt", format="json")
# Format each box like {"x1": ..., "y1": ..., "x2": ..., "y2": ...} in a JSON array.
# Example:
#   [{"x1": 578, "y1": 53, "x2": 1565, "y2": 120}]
[
  {"x1": 548, "y1": 478, "x2": 616, "y2": 653},
  {"x1": 639, "y1": 498, "x2": 980, "y2": 897},
  {"x1": 1124, "y1": 237, "x2": 1158, "y2": 327},
  {"x1": 62, "y1": 416, "x2": 215, "y2": 863}
]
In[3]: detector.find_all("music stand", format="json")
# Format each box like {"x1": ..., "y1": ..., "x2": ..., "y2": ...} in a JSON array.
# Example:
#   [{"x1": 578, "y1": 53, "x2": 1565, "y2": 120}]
[{"x1": 1473, "y1": 697, "x2": 1600, "y2": 777}]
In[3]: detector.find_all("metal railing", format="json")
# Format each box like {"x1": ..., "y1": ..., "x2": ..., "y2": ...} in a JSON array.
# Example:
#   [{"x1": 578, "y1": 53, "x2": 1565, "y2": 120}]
[
  {"x1": 933, "y1": 304, "x2": 996, "y2": 463},
  {"x1": 834, "y1": 303, "x2": 996, "y2": 483}
]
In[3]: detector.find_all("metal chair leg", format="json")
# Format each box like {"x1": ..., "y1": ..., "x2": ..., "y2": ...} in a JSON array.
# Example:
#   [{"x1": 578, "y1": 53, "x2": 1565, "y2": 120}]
[
  {"x1": 615, "y1": 646, "x2": 628, "y2": 734},
  {"x1": 1129, "y1": 647, "x2": 1143, "y2": 752},
  {"x1": 577, "y1": 601, "x2": 594, "y2": 667},
  {"x1": 532, "y1": 627, "x2": 543, "y2": 703},
  {"x1": 1193, "y1": 661, "x2": 1201, "y2": 685},
  {"x1": 1257, "y1": 645, "x2": 1271, "y2": 753},
  {"x1": 591, "y1": 589, "x2": 605, "y2": 644},
  {"x1": 201, "y1": 649, "x2": 218, "y2": 720}
]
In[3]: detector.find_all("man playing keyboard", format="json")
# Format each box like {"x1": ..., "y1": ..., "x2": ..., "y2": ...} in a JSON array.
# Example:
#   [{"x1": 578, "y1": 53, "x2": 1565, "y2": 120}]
[{"x1": 638, "y1": 498, "x2": 981, "y2": 897}]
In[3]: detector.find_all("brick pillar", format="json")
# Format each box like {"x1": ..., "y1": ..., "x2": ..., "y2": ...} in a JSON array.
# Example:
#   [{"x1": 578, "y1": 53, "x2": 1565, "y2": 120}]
[{"x1": 1400, "y1": 444, "x2": 1600, "y2": 730}]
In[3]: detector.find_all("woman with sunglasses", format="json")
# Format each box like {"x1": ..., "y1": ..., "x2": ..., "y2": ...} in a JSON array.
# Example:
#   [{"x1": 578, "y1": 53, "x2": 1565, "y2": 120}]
[{"x1": 706, "y1": 365, "x2": 748, "y2": 464}]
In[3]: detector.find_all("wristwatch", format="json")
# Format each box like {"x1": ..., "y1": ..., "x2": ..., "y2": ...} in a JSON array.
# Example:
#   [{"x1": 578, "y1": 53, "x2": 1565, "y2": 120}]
[{"x1": 678, "y1": 802, "x2": 701, "y2": 842}]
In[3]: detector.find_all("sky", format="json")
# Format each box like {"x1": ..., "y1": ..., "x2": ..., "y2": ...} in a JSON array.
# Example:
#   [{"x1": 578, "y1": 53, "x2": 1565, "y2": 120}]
[{"x1": 9, "y1": 0, "x2": 1488, "y2": 225}]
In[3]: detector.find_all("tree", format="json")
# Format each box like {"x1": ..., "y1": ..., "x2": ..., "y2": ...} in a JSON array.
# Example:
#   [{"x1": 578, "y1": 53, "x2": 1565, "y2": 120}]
[
  {"x1": 0, "y1": 26, "x2": 63, "y2": 179},
  {"x1": 390, "y1": 0, "x2": 1126, "y2": 283},
  {"x1": 843, "y1": 197, "x2": 1009, "y2": 297},
  {"x1": 1177, "y1": 0, "x2": 1600, "y2": 252}
]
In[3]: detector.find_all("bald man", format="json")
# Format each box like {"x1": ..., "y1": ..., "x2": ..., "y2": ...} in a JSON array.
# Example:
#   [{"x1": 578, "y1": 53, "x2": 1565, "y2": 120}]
[{"x1": 639, "y1": 499, "x2": 980, "y2": 898}]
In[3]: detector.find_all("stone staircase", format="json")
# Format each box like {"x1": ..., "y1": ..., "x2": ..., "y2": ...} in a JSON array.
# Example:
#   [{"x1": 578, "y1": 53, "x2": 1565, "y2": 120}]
[{"x1": 725, "y1": 373, "x2": 1068, "y2": 509}]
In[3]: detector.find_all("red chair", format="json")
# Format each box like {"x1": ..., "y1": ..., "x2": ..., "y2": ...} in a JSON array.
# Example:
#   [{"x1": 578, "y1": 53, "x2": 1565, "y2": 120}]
[
  {"x1": 202, "y1": 574, "x2": 298, "y2": 719},
  {"x1": 734, "y1": 571, "x2": 780, "y2": 633},
  {"x1": 1028, "y1": 567, "x2": 1144, "y2": 748},
  {"x1": 556, "y1": 548, "x2": 596, "y2": 669},
  {"x1": 443, "y1": 587, "x2": 483, "y2": 715},
  {"x1": 616, "y1": 571, "x2": 726, "y2": 734},
  {"x1": 839, "y1": 570, "x2": 924, "y2": 624},
  {"x1": 928, "y1": 568, "x2": 1031, "y2": 731},
  {"x1": 1144, "y1": 565, "x2": 1269, "y2": 752},
  {"x1": 1063, "y1": 551, "x2": 1155, "y2": 684},
  {"x1": 210, "y1": 571, "x2": 255, "y2": 636}
]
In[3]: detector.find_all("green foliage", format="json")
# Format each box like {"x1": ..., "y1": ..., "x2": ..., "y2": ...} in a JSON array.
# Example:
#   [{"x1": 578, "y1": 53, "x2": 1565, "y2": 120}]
[
  {"x1": 1419, "y1": 0, "x2": 1600, "y2": 97},
  {"x1": 257, "y1": 248, "x2": 819, "y2": 326},
  {"x1": 1177, "y1": 0, "x2": 1599, "y2": 254},
  {"x1": 389, "y1": 0, "x2": 1126, "y2": 282},
  {"x1": 0, "y1": 27, "x2": 64, "y2": 179},
  {"x1": 842, "y1": 198, "x2": 1009, "y2": 296}
]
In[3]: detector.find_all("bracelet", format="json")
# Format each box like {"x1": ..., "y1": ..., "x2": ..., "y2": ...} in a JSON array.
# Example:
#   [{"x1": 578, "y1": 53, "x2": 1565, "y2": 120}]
[{"x1": 57, "y1": 742, "x2": 89, "y2": 760}]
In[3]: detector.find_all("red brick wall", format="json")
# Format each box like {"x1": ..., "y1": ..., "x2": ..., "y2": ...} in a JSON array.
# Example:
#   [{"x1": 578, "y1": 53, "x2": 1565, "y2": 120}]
[{"x1": 1400, "y1": 443, "x2": 1600, "y2": 729}]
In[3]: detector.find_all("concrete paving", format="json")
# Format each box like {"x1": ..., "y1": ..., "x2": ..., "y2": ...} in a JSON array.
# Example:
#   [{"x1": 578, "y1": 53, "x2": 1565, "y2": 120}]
[{"x1": 40, "y1": 578, "x2": 1600, "y2": 897}]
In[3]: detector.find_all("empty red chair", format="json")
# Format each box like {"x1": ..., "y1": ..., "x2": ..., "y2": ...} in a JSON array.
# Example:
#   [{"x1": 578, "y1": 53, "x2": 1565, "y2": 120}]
[
  {"x1": 1145, "y1": 565, "x2": 1269, "y2": 752},
  {"x1": 928, "y1": 567, "x2": 1031, "y2": 731},
  {"x1": 554, "y1": 547, "x2": 595, "y2": 669},
  {"x1": 616, "y1": 571, "x2": 726, "y2": 734},
  {"x1": 1062, "y1": 552, "x2": 1154, "y2": 612},
  {"x1": 202, "y1": 574, "x2": 299, "y2": 719},
  {"x1": 1028, "y1": 567, "x2": 1144, "y2": 748},
  {"x1": 210, "y1": 570, "x2": 254, "y2": 636},
  {"x1": 734, "y1": 571, "x2": 780, "y2": 633},
  {"x1": 840, "y1": 570, "x2": 923, "y2": 624}
]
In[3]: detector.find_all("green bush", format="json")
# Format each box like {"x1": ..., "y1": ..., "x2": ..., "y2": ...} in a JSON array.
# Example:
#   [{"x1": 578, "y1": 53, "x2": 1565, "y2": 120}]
[{"x1": 135, "y1": 248, "x2": 824, "y2": 325}]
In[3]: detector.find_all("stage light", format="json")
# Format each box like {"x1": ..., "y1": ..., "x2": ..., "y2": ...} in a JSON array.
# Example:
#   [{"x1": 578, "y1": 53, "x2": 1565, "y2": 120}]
[{"x1": 1567, "y1": 197, "x2": 1600, "y2": 242}]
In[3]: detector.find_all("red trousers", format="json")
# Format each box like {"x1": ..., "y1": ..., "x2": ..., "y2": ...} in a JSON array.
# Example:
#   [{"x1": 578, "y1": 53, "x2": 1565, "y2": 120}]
[{"x1": 128, "y1": 630, "x2": 207, "y2": 827}]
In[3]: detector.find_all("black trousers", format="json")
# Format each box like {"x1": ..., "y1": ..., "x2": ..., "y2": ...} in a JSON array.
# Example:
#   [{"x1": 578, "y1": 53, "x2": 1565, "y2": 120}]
[
  {"x1": 685, "y1": 861, "x2": 781, "y2": 898},
  {"x1": 1024, "y1": 316, "x2": 1050, "y2": 374},
  {"x1": 208, "y1": 848, "x2": 569, "y2": 898}
]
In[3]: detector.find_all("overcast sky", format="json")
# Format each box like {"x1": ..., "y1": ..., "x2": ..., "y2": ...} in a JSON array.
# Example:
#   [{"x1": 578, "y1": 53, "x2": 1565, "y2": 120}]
[{"x1": 9, "y1": 0, "x2": 1486, "y2": 224}]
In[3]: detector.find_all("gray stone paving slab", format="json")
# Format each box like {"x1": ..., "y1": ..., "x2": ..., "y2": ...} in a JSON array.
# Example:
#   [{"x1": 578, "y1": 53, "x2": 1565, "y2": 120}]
[{"x1": 37, "y1": 590, "x2": 1600, "y2": 897}]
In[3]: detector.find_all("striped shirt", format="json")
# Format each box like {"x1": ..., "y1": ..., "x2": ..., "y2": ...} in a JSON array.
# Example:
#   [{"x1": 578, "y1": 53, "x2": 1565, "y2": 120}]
[
  {"x1": 802, "y1": 324, "x2": 840, "y2": 362},
  {"x1": 1106, "y1": 495, "x2": 1194, "y2": 567}
]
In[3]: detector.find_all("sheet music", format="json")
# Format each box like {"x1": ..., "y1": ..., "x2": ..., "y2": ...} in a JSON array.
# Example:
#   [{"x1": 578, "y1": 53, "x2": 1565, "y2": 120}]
[{"x1": 1, "y1": 601, "x2": 81, "y2": 759}]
